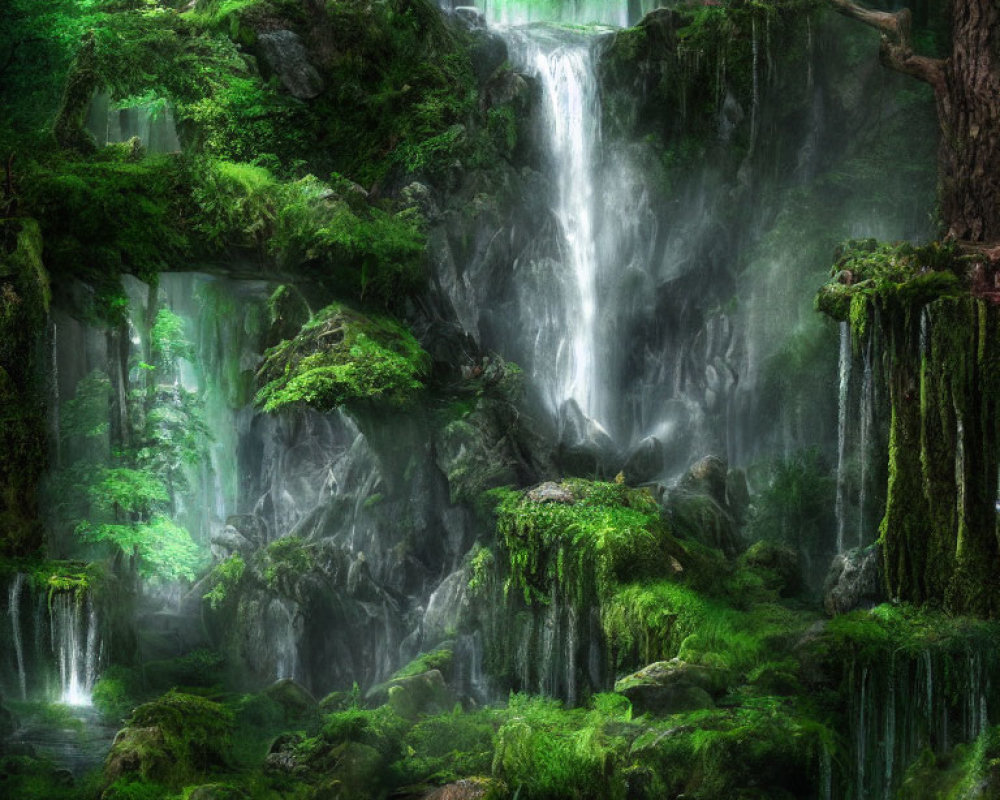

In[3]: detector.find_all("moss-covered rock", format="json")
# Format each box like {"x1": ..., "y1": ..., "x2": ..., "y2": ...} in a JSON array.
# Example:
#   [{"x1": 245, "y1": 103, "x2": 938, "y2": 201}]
[
  {"x1": 255, "y1": 303, "x2": 430, "y2": 413},
  {"x1": 614, "y1": 660, "x2": 722, "y2": 716},
  {"x1": 103, "y1": 691, "x2": 234, "y2": 790}
]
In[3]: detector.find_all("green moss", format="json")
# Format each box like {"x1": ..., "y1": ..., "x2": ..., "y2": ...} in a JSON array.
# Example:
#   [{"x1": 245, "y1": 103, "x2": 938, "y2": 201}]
[
  {"x1": 261, "y1": 536, "x2": 315, "y2": 591},
  {"x1": 602, "y1": 581, "x2": 812, "y2": 677},
  {"x1": 898, "y1": 726, "x2": 1000, "y2": 799},
  {"x1": 203, "y1": 554, "x2": 246, "y2": 610},
  {"x1": 489, "y1": 481, "x2": 674, "y2": 607},
  {"x1": 104, "y1": 690, "x2": 234, "y2": 789},
  {"x1": 255, "y1": 303, "x2": 429, "y2": 413},
  {"x1": 0, "y1": 218, "x2": 51, "y2": 556},
  {"x1": 23, "y1": 154, "x2": 191, "y2": 300},
  {"x1": 391, "y1": 644, "x2": 455, "y2": 682},
  {"x1": 93, "y1": 665, "x2": 144, "y2": 722}
]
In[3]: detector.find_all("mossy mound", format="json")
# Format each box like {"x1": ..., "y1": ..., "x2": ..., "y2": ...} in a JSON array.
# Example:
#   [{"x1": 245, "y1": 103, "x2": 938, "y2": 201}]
[
  {"x1": 103, "y1": 691, "x2": 234, "y2": 790},
  {"x1": 255, "y1": 303, "x2": 430, "y2": 413},
  {"x1": 815, "y1": 239, "x2": 964, "y2": 322},
  {"x1": 490, "y1": 479, "x2": 685, "y2": 606}
]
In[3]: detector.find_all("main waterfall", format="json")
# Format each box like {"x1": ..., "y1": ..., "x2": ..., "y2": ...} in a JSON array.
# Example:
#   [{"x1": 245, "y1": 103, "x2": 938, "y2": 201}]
[{"x1": 505, "y1": 28, "x2": 607, "y2": 431}]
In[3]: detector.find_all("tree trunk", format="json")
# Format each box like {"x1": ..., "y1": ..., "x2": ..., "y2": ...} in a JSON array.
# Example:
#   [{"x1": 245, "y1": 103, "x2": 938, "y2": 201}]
[
  {"x1": 939, "y1": 0, "x2": 1000, "y2": 242},
  {"x1": 830, "y1": 0, "x2": 1000, "y2": 243}
]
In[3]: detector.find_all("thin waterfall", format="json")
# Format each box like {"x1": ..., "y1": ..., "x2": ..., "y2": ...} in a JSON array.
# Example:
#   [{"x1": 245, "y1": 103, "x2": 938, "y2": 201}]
[
  {"x1": 9, "y1": 574, "x2": 27, "y2": 700},
  {"x1": 857, "y1": 335, "x2": 873, "y2": 546},
  {"x1": 835, "y1": 322, "x2": 851, "y2": 553},
  {"x1": 49, "y1": 592, "x2": 99, "y2": 706}
]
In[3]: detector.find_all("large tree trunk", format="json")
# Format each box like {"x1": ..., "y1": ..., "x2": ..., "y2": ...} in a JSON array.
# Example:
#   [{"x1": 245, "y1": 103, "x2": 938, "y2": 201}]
[
  {"x1": 940, "y1": 0, "x2": 1000, "y2": 242},
  {"x1": 830, "y1": 0, "x2": 1000, "y2": 243}
]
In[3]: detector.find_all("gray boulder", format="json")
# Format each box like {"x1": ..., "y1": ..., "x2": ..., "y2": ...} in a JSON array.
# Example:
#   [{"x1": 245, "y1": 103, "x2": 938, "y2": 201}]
[
  {"x1": 823, "y1": 545, "x2": 882, "y2": 616},
  {"x1": 615, "y1": 659, "x2": 728, "y2": 716},
  {"x1": 257, "y1": 31, "x2": 324, "y2": 100}
]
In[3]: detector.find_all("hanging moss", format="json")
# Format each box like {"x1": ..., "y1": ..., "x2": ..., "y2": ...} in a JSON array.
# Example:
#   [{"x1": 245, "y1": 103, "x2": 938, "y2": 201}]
[{"x1": 817, "y1": 241, "x2": 1000, "y2": 615}]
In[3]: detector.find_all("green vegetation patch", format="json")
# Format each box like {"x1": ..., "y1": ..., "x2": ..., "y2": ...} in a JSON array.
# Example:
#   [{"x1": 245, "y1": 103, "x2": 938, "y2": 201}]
[
  {"x1": 256, "y1": 303, "x2": 430, "y2": 413},
  {"x1": 490, "y1": 480, "x2": 679, "y2": 606},
  {"x1": 816, "y1": 239, "x2": 964, "y2": 323},
  {"x1": 603, "y1": 580, "x2": 814, "y2": 677},
  {"x1": 104, "y1": 690, "x2": 234, "y2": 790}
]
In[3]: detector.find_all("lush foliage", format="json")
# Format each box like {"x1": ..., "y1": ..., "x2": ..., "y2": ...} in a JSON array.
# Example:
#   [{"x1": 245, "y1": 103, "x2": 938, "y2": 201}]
[
  {"x1": 256, "y1": 303, "x2": 430, "y2": 412},
  {"x1": 490, "y1": 480, "x2": 677, "y2": 606},
  {"x1": 817, "y1": 239, "x2": 964, "y2": 321}
]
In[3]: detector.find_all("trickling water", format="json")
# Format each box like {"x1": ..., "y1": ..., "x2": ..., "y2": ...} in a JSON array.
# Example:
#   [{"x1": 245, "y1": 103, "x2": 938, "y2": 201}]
[
  {"x1": 9, "y1": 573, "x2": 27, "y2": 700},
  {"x1": 857, "y1": 336, "x2": 873, "y2": 547},
  {"x1": 835, "y1": 322, "x2": 851, "y2": 553}
]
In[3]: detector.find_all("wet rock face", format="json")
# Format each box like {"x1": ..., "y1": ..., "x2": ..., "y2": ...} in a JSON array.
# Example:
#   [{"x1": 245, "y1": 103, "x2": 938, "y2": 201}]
[
  {"x1": 257, "y1": 30, "x2": 324, "y2": 100},
  {"x1": 823, "y1": 545, "x2": 882, "y2": 616}
]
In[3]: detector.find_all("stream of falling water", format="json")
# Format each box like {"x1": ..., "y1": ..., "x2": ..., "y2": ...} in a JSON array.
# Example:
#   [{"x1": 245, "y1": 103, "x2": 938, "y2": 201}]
[
  {"x1": 47, "y1": 592, "x2": 100, "y2": 706},
  {"x1": 9, "y1": 573, "x2": 27, "y2": 700},
  {"x1": 835, "y1": 321, "x2": 851, "y2": 553},
  {"x1": 531, "y1": 37, "x2": 602, "y2": 421}
]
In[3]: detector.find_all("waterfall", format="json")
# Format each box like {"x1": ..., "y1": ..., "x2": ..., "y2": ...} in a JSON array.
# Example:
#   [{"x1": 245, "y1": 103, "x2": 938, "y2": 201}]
[
  {"x1": 857, "y1": 335, "x2": 873, "y2": 546},
  {"x1": 476, "y1": 0, "x2": 664, "y2": 27},
  {"x1": 49, "y1": 592, "x2": 100, "y2": 706},
  {"x1": 530, "y1": 36, "x2": 602, "y2": 422},
  {"x1": 835, "y1": 322, "x2": 851, "y2": 553},
  {"x1": 9, "y1": 573, "x2": 27, "y2": 700}
]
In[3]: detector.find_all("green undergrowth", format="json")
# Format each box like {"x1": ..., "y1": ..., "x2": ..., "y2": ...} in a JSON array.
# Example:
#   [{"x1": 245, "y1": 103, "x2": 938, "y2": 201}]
[
  {"x1": 236, "y1": 691, "x2": 830, "y2": 800},
  {"x1": 22, "y1": 154, "x2": 190, "y2": 307},
  {"x1": 821, "y1": 603, "x2": 1000, "y2": 663},
  {"x1": 192, "y1": 161, "x2": 426, "y2": 304},
  {"x1": 489, "y1": 480, "x2": 686, "y2": 606},
  {"x1": 603, "y1": 580, "x2": 814, "y2": 678},
  {"x1": 898, "y1": 725, "x2": 1000, "y2": 799},
  {"x1": 256, "y1": 303, "x2": 430, "y2": 413}
]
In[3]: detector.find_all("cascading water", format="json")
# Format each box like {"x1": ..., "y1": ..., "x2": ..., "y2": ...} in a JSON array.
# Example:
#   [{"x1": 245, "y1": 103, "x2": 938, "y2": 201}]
[
  {"x1": 513, "y1": 30, "x2": 604, "y2": 426},
  {"x1": 477, "y1": 0, "x2": 664, "y2": 27},
  {"x1": 49, "y1": 591, "x2": 100, "y2": 706},
  {"x1": 8, "y1": 573, "x2": 27, "y2": 700},
  {"x1": 835, "y1": 321, "x2": 851, "y2": 553}
]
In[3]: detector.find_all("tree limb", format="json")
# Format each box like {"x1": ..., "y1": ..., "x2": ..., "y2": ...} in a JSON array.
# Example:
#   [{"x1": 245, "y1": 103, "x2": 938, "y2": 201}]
[
  {"x1": 828, "y1": 0, "x2": 947, "y2": 92},
  {"x1": 828, "y1": 0, "x2": 911, "y2": 41}
]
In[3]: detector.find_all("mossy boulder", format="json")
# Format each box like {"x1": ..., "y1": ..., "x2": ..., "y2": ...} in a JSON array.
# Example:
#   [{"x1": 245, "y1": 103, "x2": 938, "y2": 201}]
[
  {"x1": 255, "y1": 303, "x2": 429, "y2": 413},
  {"x1": 187, "y1": 784, "x2": 249, "y2": 800},
  {"x1": 263, "y1": 678, "x2": 317, "y2": 718},
  {"x1": 741, "y1": 540, "x2": 803, "y2": 598},
  {"x1": 823, "y1": 544, "x2": 882, "y2": 616},
  {"x1": 103, "y1": 691, "x2": 234, "y2": 790},
  {"x1": 387, "y1": 670, "x2": 455, "y2": 721},
  {"x1": 313, "y1": 741, "x2": 384, "y2": 800},
  {"x1": 615, "y1": 660, "x2": 725, "y2": 716}
]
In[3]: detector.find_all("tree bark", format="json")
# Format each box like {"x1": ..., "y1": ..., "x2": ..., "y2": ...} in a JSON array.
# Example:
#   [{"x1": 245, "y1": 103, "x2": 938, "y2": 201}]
[
  {"x1": 830, "y1": 0, "x2": 1000, "y2": 243},
  {"x1": 940, "y1": 0, "x2": 1000, "y2": 242}
]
